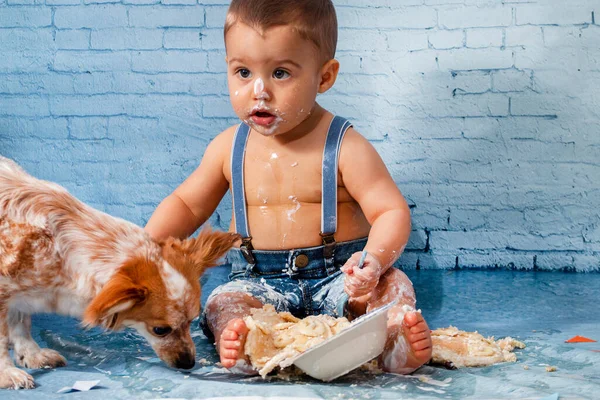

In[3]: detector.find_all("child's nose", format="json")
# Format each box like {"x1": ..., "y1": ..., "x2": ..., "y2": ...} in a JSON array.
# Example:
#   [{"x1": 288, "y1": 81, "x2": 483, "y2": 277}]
[{"x1": 253, "y1": 78, "x2": 271, "y2": 101}]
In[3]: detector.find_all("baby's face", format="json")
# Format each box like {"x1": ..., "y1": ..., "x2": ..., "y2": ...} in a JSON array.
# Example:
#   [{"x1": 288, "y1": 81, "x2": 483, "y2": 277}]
[{"x1": 225, "y1": 22, "x2": 325, "y2": 136}]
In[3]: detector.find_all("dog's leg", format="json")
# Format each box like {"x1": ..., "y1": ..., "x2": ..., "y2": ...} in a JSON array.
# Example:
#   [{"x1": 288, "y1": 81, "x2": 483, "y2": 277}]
[
  {"x1": 8, "y1": 310, "x2": 67, "y2": 370},
  {"x1": 0, "y1": 304, "x2": 34, "y2": 389}
]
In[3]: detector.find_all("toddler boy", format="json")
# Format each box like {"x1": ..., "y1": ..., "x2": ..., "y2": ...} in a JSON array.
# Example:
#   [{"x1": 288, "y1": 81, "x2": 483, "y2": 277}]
[{"x1": 145, "y1": 0, "x2": 432, "y2": 374}]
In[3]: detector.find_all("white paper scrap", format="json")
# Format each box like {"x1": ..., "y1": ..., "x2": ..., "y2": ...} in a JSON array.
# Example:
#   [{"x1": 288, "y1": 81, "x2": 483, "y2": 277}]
[{"x1": 57, "y1": 380, "x2": 101, "y2": 394}]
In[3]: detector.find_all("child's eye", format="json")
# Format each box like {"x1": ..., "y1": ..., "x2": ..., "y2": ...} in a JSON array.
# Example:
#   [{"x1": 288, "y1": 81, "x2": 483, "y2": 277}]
[
  {"x1": 273, "y1": 69, "x2": 290, "y2": 80},
  {"x1": 236, "y1": 68, "x2": 251, "y2": 79}
]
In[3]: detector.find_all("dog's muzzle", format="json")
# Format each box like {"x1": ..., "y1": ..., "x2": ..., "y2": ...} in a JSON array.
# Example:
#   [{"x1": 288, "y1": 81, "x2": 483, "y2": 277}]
[{"x1": 174, "y1": 352, "x2": 195, "y2": 369}]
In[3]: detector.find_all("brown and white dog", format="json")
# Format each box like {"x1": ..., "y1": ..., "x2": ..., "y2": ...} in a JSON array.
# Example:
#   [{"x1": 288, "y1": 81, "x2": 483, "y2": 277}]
[{"x1": 0, "y1": 156, "x2": 238, "y2": 389}]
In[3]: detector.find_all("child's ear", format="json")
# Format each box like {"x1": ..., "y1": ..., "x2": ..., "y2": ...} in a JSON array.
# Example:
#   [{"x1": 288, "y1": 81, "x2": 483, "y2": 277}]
[
  {"x1": 164, "y1": 228, "x2": 240, "y2": 278},
  {"x1": 83, "y1": 272, "x2": 148, "y2": 330},
  {"x1": 318, "y1": 59, "x2": 340, "y2": 94}
]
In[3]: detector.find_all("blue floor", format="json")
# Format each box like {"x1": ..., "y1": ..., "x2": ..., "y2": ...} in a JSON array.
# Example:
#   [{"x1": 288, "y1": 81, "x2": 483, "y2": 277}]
[{"x1": 4, "y1": 269, "x2": 600, "y2": 399}]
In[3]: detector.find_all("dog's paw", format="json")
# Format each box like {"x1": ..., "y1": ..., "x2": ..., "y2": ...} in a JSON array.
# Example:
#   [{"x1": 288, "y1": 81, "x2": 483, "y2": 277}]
[
  {"x1": 16, "y1": 348, "x2": 67, "y2": 369},
  {"x1": 0, "y1": 367, "x2": 35, "y2": 389}
]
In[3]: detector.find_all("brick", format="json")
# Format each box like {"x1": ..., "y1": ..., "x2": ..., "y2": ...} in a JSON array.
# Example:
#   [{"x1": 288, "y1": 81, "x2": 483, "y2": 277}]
[
  {"x1": 49, "y1": 94, "x2": 203, "y2": 118},
  {"x1": 0, "y1": 73, "x2": 75, "y2": 95},
  {"x1": 439, "y1": 6, "x2": 512, "y2": 29},
  {"x1": 0, "y1": 7, "x2": 52, "y2": 27},
  {"x1": 0, "y1": 56, "x2": 53, "y2": 78},
  {"x1": 336, "y1": 0, "x2": 423, "y2": 6},
  {"x1": 0, "y1": 117, "x2": 69, "y2": 138},
  {"x1": 429, "y1": 29, "x2": 464, "y2": 50},
  {"x1": 458, "y1": 253, "x2": 534, "y2": 270},
  {"x1": 202, "y1": 96, "x2": 235, "y2": 118},
  {"x1": 427, "y1": 93, "x2": 509, "y2": 118},
  {"x1": 0, "y1": 96, "x2": 50, "y2": 117},
  {"x1": 516, "y1": 5, "x2": 592, "y2": 25},
  {"x1": 8, "y1": 0, "x2": 44, "y2": 4},
  {"x1": 84, "y1": 0, "x2": 120, "y2": 3},
  {"x1": 199, "y1": 28, "x2": 224, "y2": 50},
  {"x1": 207, "y1": 50, "x2": 227, "y2": 71},
  {"x1": 129, "y1": 6, "x2": 205, "y2": 28},
  {"x1": 164, "y1": 29, "x2": 203, "y2": 49},
  {"x1": 386, "y1": 30, "x2": 429, "y2": 52},
  {"x1": 466, "y1": 28, "x2": 503, "y2": 48},
  {"x1": 0, "y1": 28, "x2": 54, "y2": 51},
  {"x1": 515, "y1": 46, "x2": 598, "y2": 71},
  {"x1": 410, "y1": 207, "x2": 450, "y2": 230},
  {"x1": 535, "y1": 253, "x2": 574, "y2": 271},
  {"x1": 123, "y1": 0, "x2": 159, "y2": 4},
  {"x1": 492, "y1": 69, "x2": 531, "y2": 92},
  {"x1": 338, "y1": 7, "x2": 436, "y2": 29},
  {"x1": 571, "y1": 254, "x2": 600, "y2": 272},
  {"x1": 49, "y1": 95, "x2": 126, "y2": 116},
  {"x1": 338, "y1": 30, "x2": 388, "y2": 52},
  {"x1": 46, "y1": 0, "x2": 80, "y2": 4},
  {"x1": 55, "y1": 5, "x2": 128, "y2": 29},
  {"x1": 431, "y1": 231, "x2": 586, "y2": 251},
  {"x1": 54, "y1": 51, "x2": 131, "y2": 72},
  {"x1": 543, "y1": 25, "x2": 600, "y2": 48},
  {"x1": 510, "y1": 94, "x2": 563, "y2": 116},
  {"x1": 205, "y1": 6, "x2": 228, "y2": 28},
  {"x1": 91, "y1": 28, "x2": 163, "y2": 50},
  {"x1": 406, "y1": 230, "x2": 428, "y2": 250},
  {"x1": 162, "y1": 0, "x2": 195, "y2": 4},
  {"x1": 3, "y1": 138, "x2": 117, "y2": 162},
  {"x1": 437, "y1": 48, "x2": 513, "y2": 71},
  {"x1": 132, "y1": 50, "x2": 208, "y2": 73},
  {"x1": 55, "y1": 30, "x2": 90, "y2": 50},
  {"x1": 415, "y1": 253, "x2": 457, "y2": 269},
  {"x1": 505, "y1": 26, "x2": 543, "y2": 48},
  {"x1": 68, "y1": 117, "x2": 108, "y2": 139},
  {"x1": 448, "y1": 71, "x2": 491, "y2": 95},
  {"x1": 360, "y1": 50, "x2": 438, "y2": 74}
]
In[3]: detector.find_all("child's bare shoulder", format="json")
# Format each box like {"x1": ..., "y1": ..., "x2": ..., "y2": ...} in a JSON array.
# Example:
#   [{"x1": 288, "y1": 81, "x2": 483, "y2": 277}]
[
  {"x1": 338, "y1": 125, "x2": 387, "y2": 179},
  {"x1": 204, "y1": 124, "x2": 239, "y2": 158},
  {"x1": 340, "y1": 126, "x2": 377, "y2": 156}
]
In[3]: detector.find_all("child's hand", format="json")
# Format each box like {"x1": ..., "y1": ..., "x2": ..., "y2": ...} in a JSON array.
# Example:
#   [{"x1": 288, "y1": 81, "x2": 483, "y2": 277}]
[{"x1": 341, "y1": 251, "x2": 383, "y2": 298}]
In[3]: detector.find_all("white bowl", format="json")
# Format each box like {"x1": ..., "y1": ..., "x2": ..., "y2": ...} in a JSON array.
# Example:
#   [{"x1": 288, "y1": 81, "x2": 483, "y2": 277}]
[{"x1": 289, "y1": 302, "x2": 395, "y2": 381}]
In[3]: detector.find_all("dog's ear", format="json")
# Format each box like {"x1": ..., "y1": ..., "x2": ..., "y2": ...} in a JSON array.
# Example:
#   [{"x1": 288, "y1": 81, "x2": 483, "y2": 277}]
[
  {"x1": 83, "y1": 272, "x2": 148, "y2": 330},
  {"x1": 162, "y1": 227, "x2": 240, "y2": 278}
]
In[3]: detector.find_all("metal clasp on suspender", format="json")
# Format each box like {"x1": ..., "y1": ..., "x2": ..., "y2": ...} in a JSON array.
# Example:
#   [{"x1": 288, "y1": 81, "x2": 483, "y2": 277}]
[
  {"x1": 240, "y1": 236, "x2": 256, "y2": 265},
  {"x1": 320, "y1": 232, "x2": 336, "y2": 259}
]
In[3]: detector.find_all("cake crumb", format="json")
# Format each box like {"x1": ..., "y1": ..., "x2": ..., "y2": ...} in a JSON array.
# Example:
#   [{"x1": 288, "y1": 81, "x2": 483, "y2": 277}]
[
  {"x1": 523, "y1": 365, "x2": 529, "y2": 370},
  {"x1": 545, "y1": 366, "x2": 557, "y2": 372}
]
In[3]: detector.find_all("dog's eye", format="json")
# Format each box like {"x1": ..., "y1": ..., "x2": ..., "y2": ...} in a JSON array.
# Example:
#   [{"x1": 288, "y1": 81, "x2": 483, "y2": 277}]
[{"x1": 152, "y1": 326, "x2": 172, "y2": 337}]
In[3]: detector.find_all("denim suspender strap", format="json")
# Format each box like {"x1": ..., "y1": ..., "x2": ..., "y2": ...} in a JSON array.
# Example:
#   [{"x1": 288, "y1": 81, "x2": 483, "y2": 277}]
[
  {"x1": 230, "y1": 123, "x2": 256, "y2": 266},
  {"x1": 321, "y1": 116, "x2": 353, "y2": 274}
]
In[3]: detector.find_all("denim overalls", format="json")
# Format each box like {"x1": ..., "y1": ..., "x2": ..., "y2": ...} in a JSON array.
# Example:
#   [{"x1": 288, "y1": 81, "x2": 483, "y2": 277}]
[{"x1": 199, "y1": 116, "x2": 367, "y2": 338}]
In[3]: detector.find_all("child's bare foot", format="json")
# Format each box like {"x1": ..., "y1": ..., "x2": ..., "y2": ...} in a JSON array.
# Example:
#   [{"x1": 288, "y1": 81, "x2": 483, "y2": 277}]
[
  {"x1": 380, "y1": 311, "x2": 432, "y2": 374},
  {"x1": 219, "y1": 318, "x2": 251, "y2": 369}
]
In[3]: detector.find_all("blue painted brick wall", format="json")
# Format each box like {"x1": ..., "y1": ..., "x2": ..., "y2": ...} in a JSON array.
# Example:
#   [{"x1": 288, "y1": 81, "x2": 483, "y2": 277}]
[{"x1": 1, "y1": 0, "x2": 598, "y2": 271}]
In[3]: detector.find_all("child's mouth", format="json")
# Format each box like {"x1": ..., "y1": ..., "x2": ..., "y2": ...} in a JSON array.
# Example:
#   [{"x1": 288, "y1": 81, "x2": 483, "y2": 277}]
[{"x1": 250, "y1": 111, "x2": 277, "y2": 127}]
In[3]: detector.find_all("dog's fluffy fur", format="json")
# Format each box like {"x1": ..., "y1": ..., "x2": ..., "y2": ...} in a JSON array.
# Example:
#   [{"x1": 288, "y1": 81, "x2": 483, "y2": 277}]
[{"x1": 0, "y1": 156, "x2": 238, "y2": 389}]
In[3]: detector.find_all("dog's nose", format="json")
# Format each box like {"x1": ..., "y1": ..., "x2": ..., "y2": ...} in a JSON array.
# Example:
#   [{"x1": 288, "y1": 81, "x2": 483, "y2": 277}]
[{"x1": 175, "y1": 353, "x2": 195, "y2": 370}]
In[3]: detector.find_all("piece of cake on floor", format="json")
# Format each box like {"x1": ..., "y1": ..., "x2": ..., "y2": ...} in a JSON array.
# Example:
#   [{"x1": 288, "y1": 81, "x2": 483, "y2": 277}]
[{"x1": 430, "y1": 326, "x2": 526, "y2": 368}]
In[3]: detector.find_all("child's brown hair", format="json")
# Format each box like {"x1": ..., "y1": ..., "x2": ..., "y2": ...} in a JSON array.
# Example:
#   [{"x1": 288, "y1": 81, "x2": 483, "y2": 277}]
[{"x1": 224, "y1": 0, "x2": 338, "y2": 62}]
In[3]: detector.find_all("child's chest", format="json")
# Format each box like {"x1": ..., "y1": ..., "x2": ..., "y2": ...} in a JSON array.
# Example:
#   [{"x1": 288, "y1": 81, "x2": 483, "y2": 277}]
[{"x1": 233, "y1": 140, "x2": 345, "y2": 207}]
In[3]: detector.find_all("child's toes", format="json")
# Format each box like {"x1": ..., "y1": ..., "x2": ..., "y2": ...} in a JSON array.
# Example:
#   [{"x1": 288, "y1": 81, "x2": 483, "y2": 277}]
[{"x1": 403, "y1": 312, "x2": 429, "y2": 331}]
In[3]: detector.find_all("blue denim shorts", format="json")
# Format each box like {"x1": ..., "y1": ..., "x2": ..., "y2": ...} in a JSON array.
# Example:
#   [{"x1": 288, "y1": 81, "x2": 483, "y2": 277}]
[{"x1": 199, "y1": 237, "x2": 367, "y2": 339}]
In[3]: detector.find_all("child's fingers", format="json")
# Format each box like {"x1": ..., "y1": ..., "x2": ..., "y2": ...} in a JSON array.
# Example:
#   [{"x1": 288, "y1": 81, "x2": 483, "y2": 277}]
[{"x1": 341, "y1": 252, "x2": 363, "y2": 274}]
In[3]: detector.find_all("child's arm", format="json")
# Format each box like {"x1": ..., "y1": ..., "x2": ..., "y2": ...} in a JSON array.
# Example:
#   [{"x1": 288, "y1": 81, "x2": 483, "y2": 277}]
[
  {"x1": 145, "y1": 129, "x2": 233, "y2": 241},
  {"x1": 338, "y1": 128, "x2": 411, "y2": 298}
]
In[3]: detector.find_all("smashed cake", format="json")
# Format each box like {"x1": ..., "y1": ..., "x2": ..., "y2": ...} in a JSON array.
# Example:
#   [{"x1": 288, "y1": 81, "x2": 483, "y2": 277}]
[
  {"x1": 430, "y1": 326, "x2": 526, "y2": 368},
  {"x1": 243, "y1": 304, "x2": 351, "y2": 377}
]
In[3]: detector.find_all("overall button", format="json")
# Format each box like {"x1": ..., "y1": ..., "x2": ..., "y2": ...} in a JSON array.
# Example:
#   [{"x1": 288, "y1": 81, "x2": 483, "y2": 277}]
[{"x1": 295, "y1": 254, "x2": 309, "y2": 268}]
